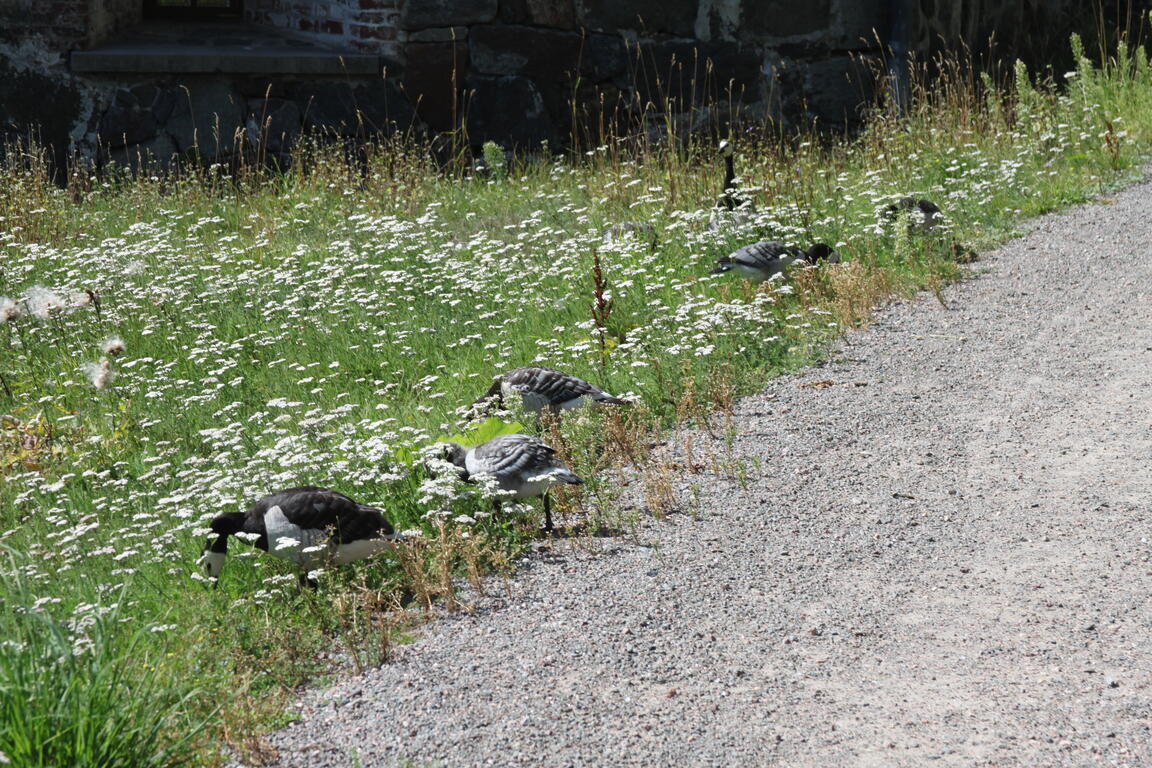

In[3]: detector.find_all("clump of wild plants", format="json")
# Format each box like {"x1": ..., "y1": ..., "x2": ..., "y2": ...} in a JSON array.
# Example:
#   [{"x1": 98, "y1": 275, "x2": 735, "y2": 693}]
[{"x1": 480, "y1": 140, "x2": 507, "y2": 181}]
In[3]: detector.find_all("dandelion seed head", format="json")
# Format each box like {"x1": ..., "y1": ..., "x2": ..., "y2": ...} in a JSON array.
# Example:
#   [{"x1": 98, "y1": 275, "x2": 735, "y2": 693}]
[
  {"x1": 81, "y1": 358, "x2": 114, "y2": 390},
  {"x1": 101, "y1": 335, "x2": 126, "y2": 357},
  {"x1": 23, "y1": 286, "x2": 66, "y2": 319},
  {"x1": 0, "y1": 297, "x2": 19, "y2": 323}
]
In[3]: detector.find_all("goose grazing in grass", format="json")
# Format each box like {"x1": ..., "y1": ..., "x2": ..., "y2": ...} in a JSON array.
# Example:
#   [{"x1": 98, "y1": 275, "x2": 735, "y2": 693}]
[
  {"x1": 711, "y1": 241, "x2": 839, "y2": 283},
  {"x1": 200, "y1": 486, "x2": 401, "y2": 587},
  {"x1": 709, "y1": 140, "x2": 756, "y2": 232},
  {"x1": 882, "y1": 197, "x2": 943, "y2": 232},
  {"x1": 602, "y1": 221, "x2": 658, "y2": 248},
  {"x1": 441, "y1": 434, "x2": 582, "y2": 532},
  {"x1": 476, "y1": 365, "x2": 628, "y2": 416}
]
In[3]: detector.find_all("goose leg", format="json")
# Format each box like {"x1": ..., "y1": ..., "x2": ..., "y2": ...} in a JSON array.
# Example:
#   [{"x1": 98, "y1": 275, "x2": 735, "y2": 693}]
[{"x1": 542, "y1": 493, "x2": 554, "y2": 533}]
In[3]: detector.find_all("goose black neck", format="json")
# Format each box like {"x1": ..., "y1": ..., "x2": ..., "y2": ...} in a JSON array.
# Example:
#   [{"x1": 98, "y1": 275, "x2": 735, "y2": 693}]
[
  {"x1": 722, "y1": 155, "x2": 735, "y2": 192},
  {"x1": 210, "y1": 511, "x2": 245, "y2": 536},
  {"x1": 207, "y1": 533, "x2": 230, "y2": 554}
]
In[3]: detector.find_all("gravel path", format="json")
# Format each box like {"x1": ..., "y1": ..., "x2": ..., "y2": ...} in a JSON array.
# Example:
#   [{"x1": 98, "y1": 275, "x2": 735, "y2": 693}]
[{"x1": 258, "y1": 181, "x2": 1152, "y2": 767}]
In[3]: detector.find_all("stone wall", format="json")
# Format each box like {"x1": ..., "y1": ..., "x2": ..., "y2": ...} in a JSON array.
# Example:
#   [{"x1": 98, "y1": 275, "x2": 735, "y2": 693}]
[
  {"x1": 1, "y1": 0, "x2": 1147, "y2": 178},
  {"x1": 0, "y1": 0, "x2": 90, "y2": 50},
  {"x1": 400, "y1": 0, "x2": 890, "y2": 147},
  {"x1": 93, "y1": 74, "x2": 414, "y2": 171}
]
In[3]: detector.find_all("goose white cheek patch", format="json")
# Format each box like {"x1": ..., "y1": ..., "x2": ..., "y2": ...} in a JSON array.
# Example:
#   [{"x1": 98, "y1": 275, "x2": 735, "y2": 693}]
[{"x1": 202, "y1": 551, "x2": 226, "y2": 578}]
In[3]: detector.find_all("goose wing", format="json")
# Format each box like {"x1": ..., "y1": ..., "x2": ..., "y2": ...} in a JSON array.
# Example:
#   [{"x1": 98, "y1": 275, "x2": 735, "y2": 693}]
[
  {"x1": 502, "y1": 366, "x2": 623, "y2": 405},
  {"x1": 470, "y1": 434, "x2": 560, "y2": 480},
  {"x1": 729, "y1": 240, "x2": 794, "y2": 269},
  {"x1": 249, "y1": 486, "x2": 393, "y2": 543}
]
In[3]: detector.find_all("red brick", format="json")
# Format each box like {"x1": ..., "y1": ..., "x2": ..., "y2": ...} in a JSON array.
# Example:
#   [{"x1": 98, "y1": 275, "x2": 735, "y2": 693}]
[{"x1": 353, "y1": 23, "x2": 396, "y2": 40}]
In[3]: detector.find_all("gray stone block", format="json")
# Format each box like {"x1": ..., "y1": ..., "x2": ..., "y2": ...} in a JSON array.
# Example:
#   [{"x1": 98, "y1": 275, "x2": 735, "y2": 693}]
[
  {"x1": 246, "y1": 97, "x2": 301, "y2": 152},
  {"x1": 741, "y1": 0, "x2": 832, "y2": 38},
  {"x1": 106, "y1": 132, "x2": 177, "y2": 172},
  {"x1": 635, "y1": 39, "x2": 763, "y2": 108},
  {"x1": 584, "y1": 33, "x2": 628, "y2": 81},
  {"x1": 578, "y1": 0, "x2": 699, "y2": 37},
  {"x1": 400, "y1": 0, "x2": 497, "y2": 30},
  {"x1": 830, "y1": 0, "x2": 890, "y2": 47},
  {"x1": 164, "y1": 81, "x2": 245, "y2": 158},
  {"x1": 291, "y1": 78, "x2": 417, "y2": 137},
  {"x1": 500, "y1": 0, "x2": 577, "y2": 28},
  {"x1": 98, "y1": 89, "x2": 158, "y2": 148},
  {"x1": 803, "y1": 55, "x2": 878, "y2": 124},
  {"x1": 470, "y1": 25, "x2": 583, "y2": 81},
  {"x1": 404, "y1": 42, "x2": 469, "y2": 132},
  {"x1": 463, "y1": 74, "x2": 554, "y2": 148},
  {"x1": 407, "y1": 26, "x2": 469, "y2": 42}
]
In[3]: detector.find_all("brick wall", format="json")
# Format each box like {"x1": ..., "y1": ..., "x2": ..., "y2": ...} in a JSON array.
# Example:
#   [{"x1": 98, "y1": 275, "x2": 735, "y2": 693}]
[{"x1": 246, "y1": 0, "x2": 403, "y2": 58}]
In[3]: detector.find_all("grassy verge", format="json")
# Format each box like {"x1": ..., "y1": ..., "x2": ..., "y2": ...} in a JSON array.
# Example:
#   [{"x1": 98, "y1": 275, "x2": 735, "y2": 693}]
[{"x1": 2, "y1": 33, "x2": 1152, "y2": 764}]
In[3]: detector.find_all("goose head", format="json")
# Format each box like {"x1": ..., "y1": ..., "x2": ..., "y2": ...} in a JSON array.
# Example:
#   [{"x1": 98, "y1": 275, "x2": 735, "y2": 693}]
[
  {"x1": 805, "y1": 243, "x2": 839, "y2": 264},
  {"x1": 718, "y1": 139, "x2": 733, "y2": 158},
  {"x1": 425, "y1": 442, "x2": 469, "y2": 482},
  {"x1": 200, "y1": 512, "x2": 244, "y2": 583}
]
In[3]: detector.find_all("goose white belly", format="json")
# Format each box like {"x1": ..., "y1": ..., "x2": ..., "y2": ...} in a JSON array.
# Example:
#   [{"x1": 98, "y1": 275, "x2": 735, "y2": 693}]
[
  {"x1": 508, "y1": 476, "x2": 556, "y2": 499},
  {"x1": 330, "y1": 537, "x2": 394, "y2": 565},
  {"x1": 464, "y1": 456, "x2": 560, "y2": 498},
  {"x1": 734, "y1": 262, "x2": 779, "y2": 282}
]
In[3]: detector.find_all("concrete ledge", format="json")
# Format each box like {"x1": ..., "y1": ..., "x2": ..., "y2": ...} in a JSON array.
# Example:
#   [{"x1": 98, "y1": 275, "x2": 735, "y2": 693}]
[
  {"x1": 72, "y1": 49, "x2": 379, "y2": 74},
  {"x1": 70, "y1": 21, "x2": 379, "y2": 75}
]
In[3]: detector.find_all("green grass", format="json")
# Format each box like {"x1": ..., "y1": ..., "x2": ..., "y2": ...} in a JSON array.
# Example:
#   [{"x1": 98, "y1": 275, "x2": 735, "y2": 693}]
[{"x1": 2, "y1": 33, "x2": 1152, "y2": 764}]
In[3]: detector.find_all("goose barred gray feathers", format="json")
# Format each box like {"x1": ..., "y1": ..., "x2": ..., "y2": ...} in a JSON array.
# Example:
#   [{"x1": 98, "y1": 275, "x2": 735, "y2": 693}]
[
  {"x1": 711, "y1": 241, "x2": 838, "y2": 283},
  {"x1": 882, "y1": 197, "x2": 942, "y2": 231},
  {"x1": 476, "y1": 365, "x2": 628, "y2": 415},
  {"x1": 200, "y1": 486, "x2": 400, "y2": 587},
  {"x1": 442, "y1": 433, "x2": 582, "y2": 532}
]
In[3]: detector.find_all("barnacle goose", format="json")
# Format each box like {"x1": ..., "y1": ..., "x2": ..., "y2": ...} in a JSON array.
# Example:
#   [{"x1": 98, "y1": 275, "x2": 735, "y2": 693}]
[
  {"x1": 441, "y1": 434, "x2": 582, "y2": 532},
  {"x1": 882, "y1": 197, "x2": 943, "y2": 232},
  {"x1": 476, "y1": 365, "x2": 628, "y2": 416},
  {"x1": 709, "y1": 140, "x2": 757, "y2": 232},
  {"x1": 200, "y1": 486, "x2": 401, "y2": 587},
  {"x1": 711, "y1": 241, "x2": 839, "y2": 283}
]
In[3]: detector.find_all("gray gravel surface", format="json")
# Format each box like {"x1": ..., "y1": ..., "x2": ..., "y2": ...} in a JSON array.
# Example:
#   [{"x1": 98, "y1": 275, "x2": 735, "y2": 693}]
[{"x1": 257, "y1": 182, "x2": 1152, "y2": 767}]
